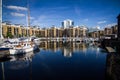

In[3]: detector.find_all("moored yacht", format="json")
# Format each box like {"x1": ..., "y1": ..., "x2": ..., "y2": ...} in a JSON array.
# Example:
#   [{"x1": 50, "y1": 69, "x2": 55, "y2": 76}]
[
  {"x1": 8, "y1": 0, "x2": 40, "y2": 55},
  {"x1": 0, "y1": 38, "x2": 20, "y2": 51},
  {"x1": 9, "y1": 40, "x2": 39, "y2": 55}
]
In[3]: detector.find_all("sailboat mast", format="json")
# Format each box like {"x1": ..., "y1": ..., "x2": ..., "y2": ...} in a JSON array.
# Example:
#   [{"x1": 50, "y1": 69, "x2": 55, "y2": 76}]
[
  {"x1": 0, "y1": 0, "x2": 3, "y2": 39},
  {"x1": 27, "y1": 0, "x2": 30, "y2": 28},
  {"x1": 26, "y1": 0, "x2": 30, "y2": 37}
]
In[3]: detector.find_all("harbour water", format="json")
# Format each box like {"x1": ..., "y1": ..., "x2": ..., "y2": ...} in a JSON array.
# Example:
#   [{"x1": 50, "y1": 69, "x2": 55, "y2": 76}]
[{"x1": 0, "y1": 41, "x2": 119, "y2": 80}]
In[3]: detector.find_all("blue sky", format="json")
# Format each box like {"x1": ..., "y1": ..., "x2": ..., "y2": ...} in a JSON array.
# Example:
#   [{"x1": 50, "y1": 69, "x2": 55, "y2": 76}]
[{"x1": 2, "y1": 0, "x2": 120, "y2": 29}]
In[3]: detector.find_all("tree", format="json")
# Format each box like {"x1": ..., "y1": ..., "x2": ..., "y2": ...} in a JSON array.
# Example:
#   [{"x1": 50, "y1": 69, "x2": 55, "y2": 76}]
[
  {"x1": 88, "y1": 32, "x2": 92, "y2": 37},
  {"x1": 6, "y1": 32, "x2": 13, "y2": 38},
  {"x1": 18, "y1": 34, "x2": 22, "y2": 37}
]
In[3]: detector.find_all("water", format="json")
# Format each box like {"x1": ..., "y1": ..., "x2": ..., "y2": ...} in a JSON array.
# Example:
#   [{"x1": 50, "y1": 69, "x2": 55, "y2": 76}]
[{"x1": 0, "y1": 41, "x2": 119, "y2": 80}]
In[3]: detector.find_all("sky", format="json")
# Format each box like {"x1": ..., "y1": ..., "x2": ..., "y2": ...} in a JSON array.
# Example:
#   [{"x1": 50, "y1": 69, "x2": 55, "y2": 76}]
[{"x1": 2, "y1": 0, "x2": 120, "y2": 29}]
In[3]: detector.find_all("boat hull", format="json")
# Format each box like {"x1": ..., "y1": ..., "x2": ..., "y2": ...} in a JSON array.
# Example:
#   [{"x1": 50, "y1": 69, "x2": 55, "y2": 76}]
[
  {"x1": 0, "y1": 47, "x2": 10, "y2": 51},
  {"x1": 9, "y1": 46, "x2": 39, "y2": 55},
  {"x1": 0, "y1": 50, "x2": 10, "y2": 58},
  {"x1": 9, "y1": 49, "x2": 24, "y2": 55}
]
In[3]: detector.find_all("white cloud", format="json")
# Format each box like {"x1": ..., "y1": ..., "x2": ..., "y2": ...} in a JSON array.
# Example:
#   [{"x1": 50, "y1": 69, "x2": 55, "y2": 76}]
[
  {"x1": 39, "y1": 15, "x2": 47, "y2": 20},
  {"x1": 105, "y1": 23, "x2": 117, "y2": 28},
  {"x1": 30, "y1": 17, "x2": 35, "y2": 20},
  {"x1": 96, "y1": 25, "x2": 100, "y2": 30},
  {"x1": 31, "y1": 14, "x2": 63, "y2": 27},
  {"x1": 83, "y1": 19, "x2": 88, "y2": 21},
  {"x1": 6, "y1": 5, "x2": 27, "y2": 11},
  {"x1": 97, "y1": 20, "x2": 107, "y2": 24},
  {"x1": 11, "y1": 12, "x2": 25, "y2": 17},
  {"x1": 31, "y1": 15, "x2": 46, "y2": 26}
]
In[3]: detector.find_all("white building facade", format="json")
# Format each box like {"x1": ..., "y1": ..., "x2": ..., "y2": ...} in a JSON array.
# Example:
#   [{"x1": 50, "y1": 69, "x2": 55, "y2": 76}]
[{"x1": 62, "y1": 19, "x2": 74, "y2": 29}]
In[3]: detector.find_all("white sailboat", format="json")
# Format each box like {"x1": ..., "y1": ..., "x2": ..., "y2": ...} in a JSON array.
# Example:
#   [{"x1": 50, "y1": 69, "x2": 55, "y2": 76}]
[
  {"x1": 9, "y1": 40, "x2": 38, "y2": 55},
  {"x1": 9, "y1": 1, "x2": 39, "y2": 55},
  {"x1": 0, "y1": 0, "x2": 10, "y2": 58}
]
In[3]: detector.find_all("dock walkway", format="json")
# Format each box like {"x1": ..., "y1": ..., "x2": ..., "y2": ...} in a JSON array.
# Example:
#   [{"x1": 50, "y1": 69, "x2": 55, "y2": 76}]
[{"x1": 106, "y1": 47, "x2": 116, "y2": 53}]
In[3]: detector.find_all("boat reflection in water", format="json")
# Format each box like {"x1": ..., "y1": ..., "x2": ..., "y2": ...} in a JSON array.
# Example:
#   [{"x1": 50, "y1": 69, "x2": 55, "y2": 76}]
[
  {"x1": 9, "y1": 54, "x2": 33, "y2": 70},
  {"x1": 0, "y1": 50, "x2": 10, "y2": 59},
  {"x1": 0, "y1": 50, "x2": 39, "y2": 80}
]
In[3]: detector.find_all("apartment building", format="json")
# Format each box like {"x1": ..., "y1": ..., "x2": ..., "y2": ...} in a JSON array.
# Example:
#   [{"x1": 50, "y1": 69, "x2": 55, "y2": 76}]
[
  {"x1": 111, "y1": 25, "x2": 118, "y2": 34},
  {"x1": 89, "y1": 25, "x2": 118, "y2": 39},
  {"x1": 2, "y1": 23, "x2": 40, "y2": 38},
  {"x1": 62, "y1": 19, "x2": 74, "y2": 29},
  {"x1": 104, "y1": 27, "x2": 112, "y2": 35},
  {"x1": 2, "y1": 22, "x2": 88, "y2": 38}
]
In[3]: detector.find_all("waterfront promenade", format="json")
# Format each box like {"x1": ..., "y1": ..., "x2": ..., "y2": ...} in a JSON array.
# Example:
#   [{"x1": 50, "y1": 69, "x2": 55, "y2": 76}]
[{"x1": 39, "y1": 37, "x2": 99, "y2": 42}]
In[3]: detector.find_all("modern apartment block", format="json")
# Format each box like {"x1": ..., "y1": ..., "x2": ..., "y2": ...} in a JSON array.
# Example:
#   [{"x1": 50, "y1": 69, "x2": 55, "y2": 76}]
[{"x1": 62, "y1": 19, "x2": 74, "y2": 29}]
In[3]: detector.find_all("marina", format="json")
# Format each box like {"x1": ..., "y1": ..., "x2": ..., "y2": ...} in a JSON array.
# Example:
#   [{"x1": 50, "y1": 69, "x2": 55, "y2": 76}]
[{"x1": 0, "y1": 0, "x2": 120, "y2": 80}]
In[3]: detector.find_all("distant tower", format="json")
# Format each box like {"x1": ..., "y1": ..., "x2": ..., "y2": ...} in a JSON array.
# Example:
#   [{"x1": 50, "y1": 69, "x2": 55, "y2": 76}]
[
  {"x1": 62, "y1": 19, "x2": 74, "y2": 29},
  {"x1": 117, "y1": 14, "x2": 120, "y2": 40}
]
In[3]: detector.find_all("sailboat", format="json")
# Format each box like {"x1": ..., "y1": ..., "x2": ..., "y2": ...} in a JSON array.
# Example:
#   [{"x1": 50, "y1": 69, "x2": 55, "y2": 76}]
[
  {"x1": 1, "y1": 1, "x2": 21, "y2": 52},
  {"x1": 0, "y1": 0, "x2": 11, "y2": 58},
  {"x1": 9, "y1": 0, "x2": 39, "y2": 55}
]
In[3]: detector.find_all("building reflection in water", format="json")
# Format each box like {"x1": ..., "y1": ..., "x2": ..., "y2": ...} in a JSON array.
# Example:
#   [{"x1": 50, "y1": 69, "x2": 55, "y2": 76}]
[
  {"x1": 8, "y1": 51, "x2": 34, "y2": 70},
  {"x1": 39, "y1": 41, "x2": 88, "y2": 57}
]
